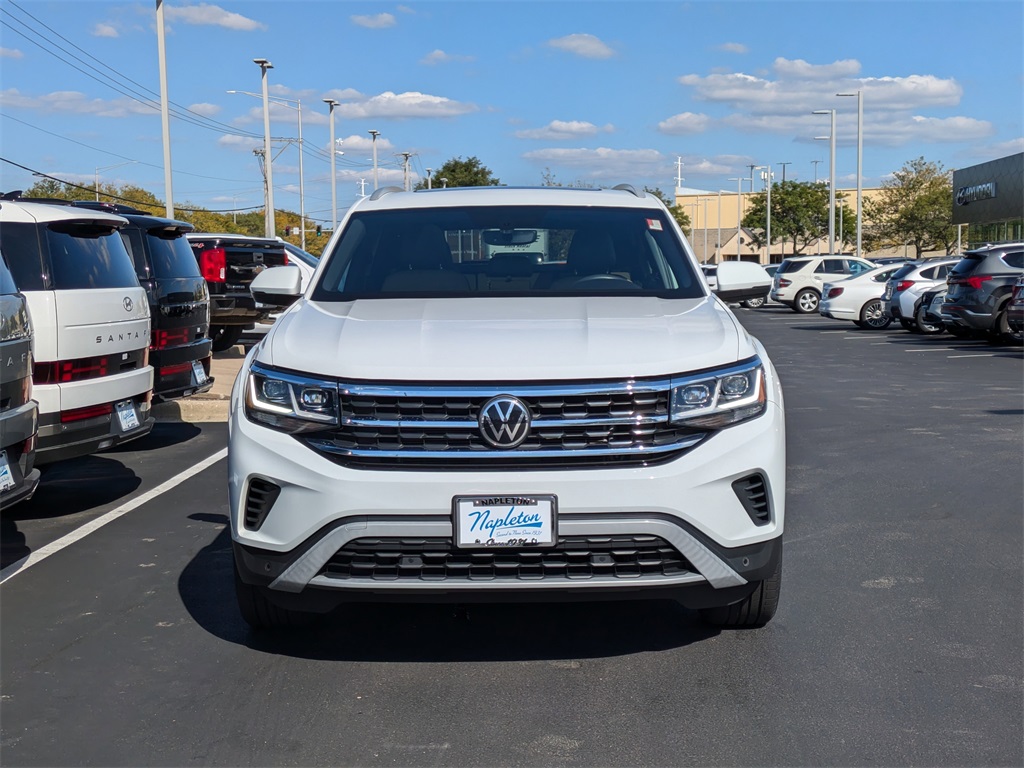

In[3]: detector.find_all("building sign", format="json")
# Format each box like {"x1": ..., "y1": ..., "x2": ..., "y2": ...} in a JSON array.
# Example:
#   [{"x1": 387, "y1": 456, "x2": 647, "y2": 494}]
[{"x1": 955, "y1": 182, "x2": 996, "y2": 206}]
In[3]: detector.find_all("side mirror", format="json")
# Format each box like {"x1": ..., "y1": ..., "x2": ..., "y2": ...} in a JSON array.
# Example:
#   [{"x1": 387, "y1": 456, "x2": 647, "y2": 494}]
[
  {"x1": 250, "y1": 265, "x2": 302, "y2": 307},
  {"x1": 714, "y1": 261, "x2": 772, "y2": 303}
]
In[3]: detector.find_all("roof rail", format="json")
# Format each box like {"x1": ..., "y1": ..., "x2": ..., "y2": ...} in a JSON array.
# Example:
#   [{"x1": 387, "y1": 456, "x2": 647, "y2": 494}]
[
  {"x1": 612, "y1": 183, "x2": 644, "y2": 198},
  {"x1": 368, "y1": 186, "x2": 404, "y2": 201}
]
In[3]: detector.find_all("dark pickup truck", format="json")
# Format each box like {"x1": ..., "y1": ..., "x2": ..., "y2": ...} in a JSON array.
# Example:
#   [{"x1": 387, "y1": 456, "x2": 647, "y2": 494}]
[{"x1": 186, "y1": 233, "x2": 289, "y2": 351}]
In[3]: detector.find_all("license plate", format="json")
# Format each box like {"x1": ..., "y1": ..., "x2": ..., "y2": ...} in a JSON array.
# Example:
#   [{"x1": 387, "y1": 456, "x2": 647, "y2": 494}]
[
  {"x1": 116, "y1": 400, "x2": 140, "y2": 431},
  {"x1": 191, "y1": 359, "x2": 207, "y2": 385},
  {"x1": 453, "y1": 495, "x2": 557, "y2": 548},
  {"x1": 0, "y1": 450, "x2": 14, "y2": 492}
]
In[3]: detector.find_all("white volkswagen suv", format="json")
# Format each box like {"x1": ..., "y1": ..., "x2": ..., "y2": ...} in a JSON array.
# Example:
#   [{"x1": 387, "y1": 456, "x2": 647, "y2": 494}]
[{"x1": 229, "y1": 186, "x2": 785, "y2": 630}]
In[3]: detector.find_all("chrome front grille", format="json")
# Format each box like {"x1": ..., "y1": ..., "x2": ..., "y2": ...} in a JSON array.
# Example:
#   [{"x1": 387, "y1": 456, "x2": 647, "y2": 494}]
[{"x1": 303, "y1": 379, "x2": 706, "y2": 470}]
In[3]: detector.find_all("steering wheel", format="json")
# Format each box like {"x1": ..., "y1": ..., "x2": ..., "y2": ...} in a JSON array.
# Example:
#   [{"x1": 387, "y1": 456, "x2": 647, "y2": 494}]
[{"x1": 570, "y1": 273, "x2": 641, "y2": 289}]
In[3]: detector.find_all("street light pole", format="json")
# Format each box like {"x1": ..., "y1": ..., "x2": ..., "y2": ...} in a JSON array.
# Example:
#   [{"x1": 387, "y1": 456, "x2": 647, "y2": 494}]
[
  {"x1": 323, "y1": 98, "x2": 339, "y2": 232},
  {"x1": 155, "y1": 0, "x2": 174, "y2": 218},
  {"x1": 814, "y1": 108, "x2": 836, "y2": 253},
  {"x1": 425, "y1": 168, "x2": 433, "y2": 189},
  {"x1": 94, "y1": 161, "x2": 137, "y2": 202},
  {"x1": 368, "y1": 130, "x2": 381, "y2": 190},
  {"x1": 837, "y1": 90, "x2": 863, "y2": 258},
  {"x1": 254, "y1": 58, "x2": 275, "y2": 237}
]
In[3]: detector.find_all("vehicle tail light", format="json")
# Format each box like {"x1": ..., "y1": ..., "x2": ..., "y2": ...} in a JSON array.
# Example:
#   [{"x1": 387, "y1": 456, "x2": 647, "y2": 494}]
[
  {"x1": 199, "y1": 247, "x2": 226, "y2": 282},
  {"x1": 151, "y1": 327, "x2": 194, "y2": 350},
  {"x1": 778, "y1": 278, "x2": 792, "y2": 288},
  {"x1": 61, "y1": 403, "x2": 113, "y2": 423},
  {"x1": 283, "y1": 253, "x2": 289, "y2": 266},
  {"x1": 895, "y1": 280, "x2": 915, "y2": 292},
  {"x1": 1012, "y1": 284, "x2": 1024, "y2": 300},
  {"x1": 34, "y1": 356, "x2": 110, "y2": 384},
  {"x1": 159, "y1": 362, "x2": 192, "y2": 377},
  {"x1": 949, "y1": 274, "x2": 992, "y2": 290},
  {"x1": 826, "y1": 287, "x2": 844, "y2": 298}
]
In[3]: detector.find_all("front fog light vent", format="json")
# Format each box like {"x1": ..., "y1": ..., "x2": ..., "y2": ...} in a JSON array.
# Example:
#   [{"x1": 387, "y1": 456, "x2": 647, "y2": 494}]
[
  {"x1": 244, "y1": 478, "x2": 281, "y2": 531},
  {"x1": 732, "y1": 473, "x2": 771, "y2": 525}
]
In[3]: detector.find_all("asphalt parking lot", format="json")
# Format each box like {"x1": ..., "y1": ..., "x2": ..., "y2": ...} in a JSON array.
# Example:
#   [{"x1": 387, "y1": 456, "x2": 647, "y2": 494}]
[{"x1": 1, "y1": 307, "x2": 1021, "y2": 767}]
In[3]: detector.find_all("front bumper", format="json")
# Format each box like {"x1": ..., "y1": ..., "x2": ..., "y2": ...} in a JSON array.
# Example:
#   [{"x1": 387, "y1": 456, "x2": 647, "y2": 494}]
[{"x1": 228, "y1": 361, "x2": 787, "y2": 606}]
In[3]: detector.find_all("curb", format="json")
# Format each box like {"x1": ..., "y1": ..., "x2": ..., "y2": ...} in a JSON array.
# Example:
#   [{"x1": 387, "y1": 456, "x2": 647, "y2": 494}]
[{"x1": 152, "y1": 395, "x2": 230, "y2": 423}]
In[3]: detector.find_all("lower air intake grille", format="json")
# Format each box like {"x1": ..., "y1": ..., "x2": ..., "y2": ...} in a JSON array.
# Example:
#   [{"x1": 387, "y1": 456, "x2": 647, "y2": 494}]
[
  {"x1": 321, "y1": 535, "x2": 693, "y2": 582},
  {"x1": 733, "y1": 473, "x2": 771, "y2": 525},
  {"x1": 244, "y1": 478, "x2": 281, "y2": 530}
]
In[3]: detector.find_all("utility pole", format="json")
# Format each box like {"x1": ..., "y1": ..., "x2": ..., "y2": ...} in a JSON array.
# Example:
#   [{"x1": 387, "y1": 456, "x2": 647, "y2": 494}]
[
  {"x1": 675, "y1": 157, "x2": 684, "y2": 191},
  {"x1": 777, "y1": 162, "x2": 791, "y2": 183},
  {"x1": 746, "y1": 164, "x2": 758, "y2": 194},
  {"x1": 368, "y1": 130, "x2": 381, "y2": 190},
  {"x1": 425, "y1": 168, "x2": 433, "y2": 189},
  {"x1": 358, "y1": 178, "x2": 367, "y2": 198},
  {"x1": 728, "y1": 177, "x2": 744, "y2": 260},
  {"x1": 323, "y1": 98, "x2": 339, "y2": 231},
  {"x1": 254, "y1": 57, "x2": 275, "y2": 237},
  {"x1": 400, "y1": 152, "x2": 413, "y2": 191},
  {"x1": 812, "y1": 159, "x2": 822, "y2": 184}
]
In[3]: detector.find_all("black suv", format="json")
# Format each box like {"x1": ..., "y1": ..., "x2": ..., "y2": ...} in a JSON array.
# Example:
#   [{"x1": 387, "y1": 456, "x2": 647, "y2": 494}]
[
  {"x1": 185, "y1": 233, "x2": 288, "y2": 351},
  {"x1": 941, "y1": 242, "x2": 1024, "y2": 344},
  {"x1": 52, "y1": 201, "x2": 215, "y2": 401}
]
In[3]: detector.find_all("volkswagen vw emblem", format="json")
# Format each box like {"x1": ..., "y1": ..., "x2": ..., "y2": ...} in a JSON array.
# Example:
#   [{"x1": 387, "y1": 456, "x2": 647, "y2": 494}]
[
  {"x1": 479, "y1": 396, "x2": 531, "y2": 448},
  {"x1": 123, "y1": 297, "x2": 133, "y2": 312}
]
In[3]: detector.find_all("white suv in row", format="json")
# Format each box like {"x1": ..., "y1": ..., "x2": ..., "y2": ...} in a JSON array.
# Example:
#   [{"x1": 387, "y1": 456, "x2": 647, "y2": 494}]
[
  {"x1": 229, "y1": 185, "x2": 786, "y2": 631},
  {"x1": 770, "y1": 255, "x2": 877, "y2": 313}
]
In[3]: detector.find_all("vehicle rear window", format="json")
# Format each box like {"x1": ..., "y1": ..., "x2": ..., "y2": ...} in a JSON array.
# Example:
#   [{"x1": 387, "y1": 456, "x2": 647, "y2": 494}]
[
  {"x1": 312, "y1": 205, "x2": 704, "y2": 300},
  {"x1": 0, "y1": 222, "x2": 46, "y2": 290},
  {"x1": 890, "y1": 264, "x2": 917, "y2": 280},
  {"x1": 950, "y1": 255, "x2": 983, "y2": 277},
  {"x1": 147, "y1": 230, "x2": 202, "y2": 279},
  {"x1": 45, "y1": 222, "x2": 140, "y2": 290},
  {"x1": 775, "y1": 260, "x2": 807, "y2": 274}
]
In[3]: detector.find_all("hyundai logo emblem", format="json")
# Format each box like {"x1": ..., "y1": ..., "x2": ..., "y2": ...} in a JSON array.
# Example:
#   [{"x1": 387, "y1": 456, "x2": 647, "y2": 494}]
[
  {"x1": 123, "y1": 297, "x2": 133, "y2": 312},
  {"x1": 479, "y1": 396, "x2": 531, "y2": 448}
]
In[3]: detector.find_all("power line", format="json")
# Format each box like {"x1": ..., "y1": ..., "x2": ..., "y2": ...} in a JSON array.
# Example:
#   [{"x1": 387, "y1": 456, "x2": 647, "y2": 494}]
[{"x1": 0, "y1": 157, "x2": 262, "y2": 213}]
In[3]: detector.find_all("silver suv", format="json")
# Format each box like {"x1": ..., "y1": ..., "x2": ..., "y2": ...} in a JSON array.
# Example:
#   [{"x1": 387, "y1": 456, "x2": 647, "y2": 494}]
[{"x1": 770, "y1": 255, "x2": 877, "y2": 313}]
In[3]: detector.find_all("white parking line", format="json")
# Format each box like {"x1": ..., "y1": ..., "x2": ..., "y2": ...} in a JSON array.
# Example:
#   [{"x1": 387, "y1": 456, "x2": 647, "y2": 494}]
[
  {"x1": 904, "y1": 348, "x2": 953, "y2": 352},
  {"x1": 820, "y1": 330, "x2": 850, "y2": 334},
  {"x1": 0, "y1": 448, "x2": 228, "y2": 585},
  {"x1": 948, "y1": 353, "x2": 997, "y2": 359}
]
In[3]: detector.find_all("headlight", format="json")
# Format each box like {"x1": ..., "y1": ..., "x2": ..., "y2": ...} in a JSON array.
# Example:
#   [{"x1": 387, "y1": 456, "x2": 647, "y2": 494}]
[
  {"x1": 244, "y1": 363, "x2": 338, "y2": 433},
  {"x1": 669, "y1": 358, "x2": 766, "y2": 429}
]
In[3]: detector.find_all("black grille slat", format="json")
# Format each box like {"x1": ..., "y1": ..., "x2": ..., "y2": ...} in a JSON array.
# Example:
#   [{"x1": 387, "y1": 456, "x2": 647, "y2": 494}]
[
  {"x1": 321, "y1": 535, "x2": 694, "y2": 582},
  {"x1": 732, "y1": 474, "x2": 772, "y2": 525},
  {"x1": 244, "y1": 478, "x2": 281, "y2": 530}
]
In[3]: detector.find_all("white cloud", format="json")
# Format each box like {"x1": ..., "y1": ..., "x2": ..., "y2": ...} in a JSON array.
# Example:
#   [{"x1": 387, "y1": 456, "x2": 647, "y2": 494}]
[
  {"x1": 972, "y1": 137, "x2": 1024, "y2": 158},
  {"x1": 547, "y1": 33, "x2": 615, "y2": 60},
  {"x1": 515, "y1": 120, "x2": 611, "y2": 140},
  {"x1": 188, "y1": 102, "x2": 221, "y2": 117},
  {"x1": 772, "y1": 57, "x2": 860, "y2": 79},
  {"x1": 92, "y1": 23, "x2": 118, "y2": 38},
  {"x1": 217, "y1": 134, "x2": 261, "y2": 151},
  {"x1": 420, "y1": 49, "x2": 475, "y2": 65},
  {"x1": 0, "y1": 48, "x2": 23, "y2": 58},
  {"x1": 657, "y1": 112, "x2": 712, "y2": 136},
  {"x1": 869, "y1": 115, "x2": 994, "y2": 146},
  {"x1": 717, "y1": 42, "x2": 748, "y2": 54},
  {"x1": 523, "y1": 147, "x2": 667, "y2": 179},
  {"x1": 0, "y1": 88, "x2": 156, "y2": 117},
  {"x1": 322, "y1": 88, "x2": 364, "y2": 103},
  {"x1": 164, "y1": 3, "x2": 266, "y2": 31},
  {"x1": 337, "y1": 91, "x2": 477, "y2": 119},
  {"x1": 397, "y1": 5, "x2": 416, "y2": 14},
  {"x1": 335, "y1": 134, "x2": 395, "y2": 152},
  {"x1": 351, "y1": 13, "x2": 396, "y2": 29}
]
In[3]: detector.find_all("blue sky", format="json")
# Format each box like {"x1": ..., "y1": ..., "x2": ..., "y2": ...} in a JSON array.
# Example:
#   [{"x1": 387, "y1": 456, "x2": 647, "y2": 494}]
[{"x1": 1, "y1": 0, "x2": 1021, "y2": 225}]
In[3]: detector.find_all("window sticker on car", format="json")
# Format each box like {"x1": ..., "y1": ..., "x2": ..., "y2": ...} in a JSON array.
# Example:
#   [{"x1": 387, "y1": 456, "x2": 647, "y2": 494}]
[{"x1": 647, "y1": 219, "x2": 663, "y2": 231}]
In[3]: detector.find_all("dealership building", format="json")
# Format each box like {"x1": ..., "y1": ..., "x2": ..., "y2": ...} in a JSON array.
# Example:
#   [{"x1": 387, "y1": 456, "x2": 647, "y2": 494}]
[{"x1": 952, "y1": 152, "x2": 1023, "y2": 248}]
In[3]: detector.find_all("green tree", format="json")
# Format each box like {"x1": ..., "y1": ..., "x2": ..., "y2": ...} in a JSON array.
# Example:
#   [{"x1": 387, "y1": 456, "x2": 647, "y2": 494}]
[
  {"x1": 416, "y1": 156, "x2": 500, "y2": 189},
  {"x1": 644, "y1": 187, "x2": 691, "y2": 231},
  {"x1": 863, "y1": 157, "x2": 957, "y2": 258},
  {"x1": 742, "y1": 180, "x2": 854, "y2": 255}
]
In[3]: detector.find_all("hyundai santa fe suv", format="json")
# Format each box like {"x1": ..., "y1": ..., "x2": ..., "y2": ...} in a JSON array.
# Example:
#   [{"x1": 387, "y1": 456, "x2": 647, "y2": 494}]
[
  {"x1": 940, "y1": 242, "x2": 1024, "y2": 344},
  {"x1": 230, "y1": 185, "x2": 785, "y2": 631}
]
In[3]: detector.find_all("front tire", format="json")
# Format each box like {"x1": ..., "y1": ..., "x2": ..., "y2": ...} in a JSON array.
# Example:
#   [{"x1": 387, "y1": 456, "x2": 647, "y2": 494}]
[
  {"x1": 990, "y1": 307, "x2": 1024, "y2": 345},
  {"x1": 700, "y1": 554, "x2": 782, "y2": 628},
  {"x1": 793, "y1": 289, "x2": 820, "y2": 314},
  {"x1": 741, "y1": 296, "x2": 766, "y2": 309},
  {"x1": 210, "y1": 324, "x2": 244, "y2": 352},
  {"x1": 899, "y1": 318, "x2": 915, "y2": 331},
  {"x1": 855, "y1": 299, "x2": 893, "y2": 330}
]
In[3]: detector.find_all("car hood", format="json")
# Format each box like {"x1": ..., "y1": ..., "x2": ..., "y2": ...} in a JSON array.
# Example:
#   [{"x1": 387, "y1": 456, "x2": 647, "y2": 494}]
[{"x1": 255, "y1": 296, "x2": 752, "y2": 381}]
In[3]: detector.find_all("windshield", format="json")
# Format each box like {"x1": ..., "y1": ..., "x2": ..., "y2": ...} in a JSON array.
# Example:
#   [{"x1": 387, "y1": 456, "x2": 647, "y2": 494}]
[{"x1": 311, "y1": 205, "x2": 703, "y2": 300}]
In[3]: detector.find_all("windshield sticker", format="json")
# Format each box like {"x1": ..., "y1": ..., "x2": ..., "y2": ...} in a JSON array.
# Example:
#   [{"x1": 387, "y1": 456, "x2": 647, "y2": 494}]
[{"x1": 647, "y1": 219, "x2": 663, "y2": 231}]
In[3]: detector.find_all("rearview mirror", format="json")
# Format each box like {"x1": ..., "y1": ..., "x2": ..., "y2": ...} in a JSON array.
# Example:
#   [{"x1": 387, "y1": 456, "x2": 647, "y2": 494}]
[
  {"x1": 250, "y1": 265, "x2": 302, "y2": 307},
  {"x1": 713, "y1": 261, "x2": 772, "y2": 303},
  {"x1": 482, "y1": 229, "x2": 538, "y2": 246}
]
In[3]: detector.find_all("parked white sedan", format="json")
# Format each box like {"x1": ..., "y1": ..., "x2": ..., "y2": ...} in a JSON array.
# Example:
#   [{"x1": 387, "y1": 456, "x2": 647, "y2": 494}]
[{"x1": 819, "y1": 263, "x2": 907, "y2": 329}]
